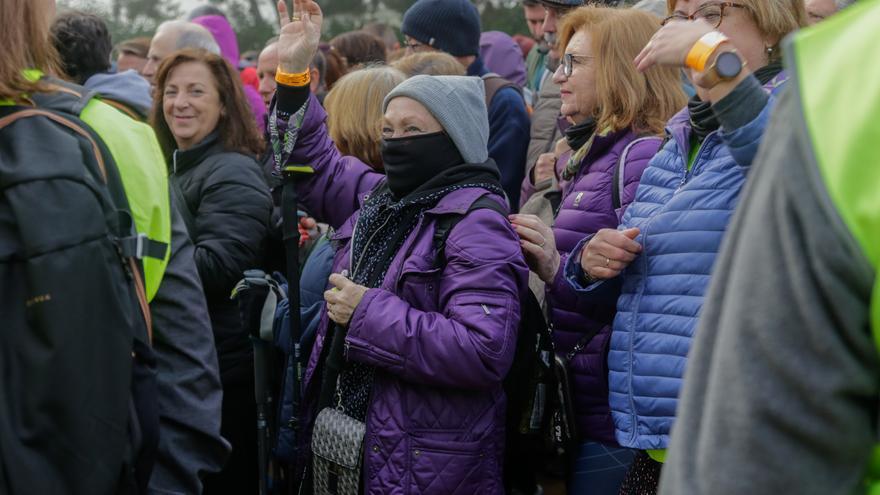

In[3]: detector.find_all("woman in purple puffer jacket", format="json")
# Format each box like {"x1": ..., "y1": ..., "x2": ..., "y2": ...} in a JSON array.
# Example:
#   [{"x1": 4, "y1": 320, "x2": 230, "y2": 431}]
[
  {"x1": 510, "y1": 6, "x2": 685, "y2": 492},
  {"x1": 269, "y1": 1, "x2": 529, "y2": 493}
]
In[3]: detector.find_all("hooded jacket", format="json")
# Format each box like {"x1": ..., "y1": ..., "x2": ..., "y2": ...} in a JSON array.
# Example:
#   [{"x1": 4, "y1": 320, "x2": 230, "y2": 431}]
[
  {"x1": 480, "y1": 31, "x2": 527, "y2": 87},
  {"x1": 271, "y1": 80, "x2": 528, "y2": 493},
  {"x1": 84, "y1": 70, "x2": 152, "y2": 118}
]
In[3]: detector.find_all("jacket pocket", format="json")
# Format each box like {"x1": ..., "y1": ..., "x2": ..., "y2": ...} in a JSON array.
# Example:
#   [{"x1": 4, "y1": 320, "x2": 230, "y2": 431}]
[
  {"x1": 396, "y1": 254, "x2": 442, "y2": 311},
  {"x1": 408, "y1": 436, "x2": 494, "y2": 495},
  {"x1": 450, "y1": 292, "x2": 514, "y2": 359}
]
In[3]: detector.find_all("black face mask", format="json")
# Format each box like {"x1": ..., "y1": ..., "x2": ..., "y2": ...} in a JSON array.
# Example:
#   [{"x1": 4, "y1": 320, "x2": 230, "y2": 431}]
[{"x1": 381, "y1": 132, "x2": 465, "y2": 198}]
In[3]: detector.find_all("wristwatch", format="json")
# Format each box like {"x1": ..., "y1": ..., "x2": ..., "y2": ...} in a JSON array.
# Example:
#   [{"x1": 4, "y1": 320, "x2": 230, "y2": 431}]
[{"x1": 699, "y1": 49, "x2": 744, "y2": 89}]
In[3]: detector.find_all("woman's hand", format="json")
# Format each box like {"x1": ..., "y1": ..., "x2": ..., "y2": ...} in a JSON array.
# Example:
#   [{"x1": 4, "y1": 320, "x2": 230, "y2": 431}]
[
  {"x1": 634, "y1": 19, "x2": 714, "y2": 72},
  {"x1": 276, "y1": 0, "x2": 323, "y2": 74},
  {"x1": 510, "y1": 214, "x2": 560, "y2": 283},
  {"x1": 579, "y1": 228, "x2": 642, "y2": 280},
  {"x1": 533, "y1": 138, "x2": 570, "y2": 185},
  {"x1": 324, "y1": 273, "x2": 368, "y2": 326},
  {"x1": 533, "y1": 153, "x2": 557, "y2": 185}
]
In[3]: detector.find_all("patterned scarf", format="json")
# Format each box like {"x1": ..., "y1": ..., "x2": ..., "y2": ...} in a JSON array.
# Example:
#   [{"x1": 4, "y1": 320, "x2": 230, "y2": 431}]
[{"x1": 319, "y1": 161, "x2": 505, "y2": 421}]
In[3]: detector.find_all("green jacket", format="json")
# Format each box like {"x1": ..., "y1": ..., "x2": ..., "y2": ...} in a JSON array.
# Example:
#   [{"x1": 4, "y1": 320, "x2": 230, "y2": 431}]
[{"x1": 658, "y1": 2, "x2": 880, "y2": 494}]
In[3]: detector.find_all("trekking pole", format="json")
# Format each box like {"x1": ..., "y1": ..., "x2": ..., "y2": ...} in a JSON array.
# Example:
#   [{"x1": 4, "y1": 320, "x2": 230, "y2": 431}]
[
  {"x1": 233, "y1": 270, "x2": 283, "y2": 495},
  {"x1": 280, "y1": 165, "x2": 313, "y2": 494}
]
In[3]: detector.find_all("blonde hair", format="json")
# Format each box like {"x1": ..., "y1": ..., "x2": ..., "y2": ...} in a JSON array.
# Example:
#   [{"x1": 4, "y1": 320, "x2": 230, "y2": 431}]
[
  {"x1": 664, "y1": 0, "x2": 807, "y2": 60},
  {"x1": 391, "y1": 52, "x2": 466, "y2": 78},
  {"x1": 558, "y1": 7, "x2": 687, "y2": 135},
  {"x1": 324, "y1": 66, "x2": 406, "y2": 170}
]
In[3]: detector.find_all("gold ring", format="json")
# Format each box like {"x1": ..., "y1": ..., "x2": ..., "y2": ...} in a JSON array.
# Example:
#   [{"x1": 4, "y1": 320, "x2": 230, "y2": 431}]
[
  {"x1": 605, "y1": 257, "x2": 611, "y2": 267},
  {"x1": 291, "y1": 14, "x2": 301, "y2": 21}
]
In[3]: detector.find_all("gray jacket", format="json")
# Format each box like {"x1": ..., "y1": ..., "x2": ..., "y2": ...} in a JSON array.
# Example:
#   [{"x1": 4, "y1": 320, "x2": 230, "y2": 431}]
[
  {"x1": 525, "y1": 68, "x2": 562, "y2": 183},
  {"x1": 658, "y1": 85, "x2": 879, "y2": 495},
  {"x1": 148, "y1": 196, "x2": 231, "y2": 494}
]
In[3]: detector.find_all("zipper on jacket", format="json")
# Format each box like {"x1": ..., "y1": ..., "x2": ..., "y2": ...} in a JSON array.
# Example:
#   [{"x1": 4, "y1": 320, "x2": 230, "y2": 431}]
[
  {"x1": 172, "y1": 150, "x2": 178, "y2": 175},
  {"x1": 677, "y1": 131, "x2": 716, "y2": 190}
]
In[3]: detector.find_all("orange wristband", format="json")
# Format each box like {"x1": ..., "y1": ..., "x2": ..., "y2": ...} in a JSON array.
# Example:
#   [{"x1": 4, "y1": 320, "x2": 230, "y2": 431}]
[
  {"x1": 685, "y1": 31, "x2": 729, "y2": 72},
  {"x1": 275, "y1": 67, "x2": 311, "y2": 87}
]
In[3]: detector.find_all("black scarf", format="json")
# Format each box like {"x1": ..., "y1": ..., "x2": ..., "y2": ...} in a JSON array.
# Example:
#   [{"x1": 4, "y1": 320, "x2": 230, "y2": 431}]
[
  {"x1": 317, "y1": 160, "x2": 504, "y2": 420},
  {"x1": 688, "y1": 60, "x2": 784, "y2": 142},
  {"x1": 564, "y1": 117, "x2": 597, "y2": 152}
]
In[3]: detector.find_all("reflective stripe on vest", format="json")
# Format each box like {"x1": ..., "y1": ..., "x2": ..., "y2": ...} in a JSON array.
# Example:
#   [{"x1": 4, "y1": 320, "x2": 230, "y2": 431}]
[
  {"x1": 790, "y1": 0, "x2": 880, "y2": 489},
  {"x1": 80, "y1": 99, "x2": 171, "y2": 301}
]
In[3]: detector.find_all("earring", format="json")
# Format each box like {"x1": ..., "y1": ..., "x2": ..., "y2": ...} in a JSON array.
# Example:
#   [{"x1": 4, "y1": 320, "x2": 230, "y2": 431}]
[{"x1": 766, "y1": 45, "x2": 774, "y2": 56}]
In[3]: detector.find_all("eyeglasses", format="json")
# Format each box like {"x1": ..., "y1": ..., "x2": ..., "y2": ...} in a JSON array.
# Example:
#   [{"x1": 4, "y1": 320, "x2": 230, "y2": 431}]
[
  {"x1": 404, "y1": 37, "x2": 431, "y2": 53},
  {"x1": 561, "y1": 53, "x2": 593, "y2": 77},
  {"x1": 661, "y1": 2, "x2": 746, "y2": 28}
]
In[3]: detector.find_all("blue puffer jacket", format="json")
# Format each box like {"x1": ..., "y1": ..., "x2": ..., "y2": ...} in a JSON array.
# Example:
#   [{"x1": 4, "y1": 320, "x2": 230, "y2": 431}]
[{"x1": 565, "y1": 74, "x2": 787, "y2": 450}]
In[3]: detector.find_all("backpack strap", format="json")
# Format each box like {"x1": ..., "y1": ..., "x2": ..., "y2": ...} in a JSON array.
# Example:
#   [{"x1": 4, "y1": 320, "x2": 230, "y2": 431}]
[
  {"x1": 28, "y1": 83, "x2": 169, "y2": 261},
  {"x1": 611, "y1": 136, "x2": 662, "y2": 214},
  {"x1": 432, "y1": 194, "x2": 510, "y2": 263},
  {"x1": 102, "y1": 98, "x2": 145, "y2": 121},
  {"x1": 29, "y1": 78, "x2": 97, "y2": 116},
  {"x1": 482, "y1": 73, "x2": 523, "y2": 109}
]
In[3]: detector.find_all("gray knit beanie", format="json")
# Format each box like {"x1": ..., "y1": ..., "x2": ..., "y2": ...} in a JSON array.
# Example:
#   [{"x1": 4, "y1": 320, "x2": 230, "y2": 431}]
[{"x1": 383, "y1": 75, "x2": 489, "y2": 164}]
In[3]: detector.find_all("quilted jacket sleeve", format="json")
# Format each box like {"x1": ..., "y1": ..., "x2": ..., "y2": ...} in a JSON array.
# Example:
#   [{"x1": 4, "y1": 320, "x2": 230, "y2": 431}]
[
  {"x1": 344, "y1": 208, "x2": 529, "y2": 391},
  {"x1": 274, "y1": 88, "x2": 383, "y2": 229}
]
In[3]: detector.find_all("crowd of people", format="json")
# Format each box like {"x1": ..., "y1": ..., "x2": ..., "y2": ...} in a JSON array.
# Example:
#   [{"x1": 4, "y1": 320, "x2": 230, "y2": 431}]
[{"x1": 0, "y1": 0, "x2": 877, "y2": 494}]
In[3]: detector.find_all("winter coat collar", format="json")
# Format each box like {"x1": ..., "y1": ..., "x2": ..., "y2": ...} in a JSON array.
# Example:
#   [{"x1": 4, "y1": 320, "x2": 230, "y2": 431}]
[{"x1": 171, "y1": 132, "x2": 223, "y2": 175}]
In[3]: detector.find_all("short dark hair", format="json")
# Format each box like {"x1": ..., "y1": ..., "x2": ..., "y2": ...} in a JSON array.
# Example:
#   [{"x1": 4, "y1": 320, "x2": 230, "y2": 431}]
[
  {"x1": 51, "y1": 11, "x2": 112, "y2": 85},
  {"x1": 311, "y1": 50, "x2": 327, "y2": 89},
  {"x1": 116, "y1": 37, "x2": 151, "y2": 58},
  {"x1": 329, "y1": 31, "x2": 387, "y2": 67},
  {"x1": 361, "y1": 22, "x2": 399, "y2": 50}
]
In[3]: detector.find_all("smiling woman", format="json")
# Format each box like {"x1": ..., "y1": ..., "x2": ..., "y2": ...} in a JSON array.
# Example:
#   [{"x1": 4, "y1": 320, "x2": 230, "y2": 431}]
[{"x1": 149, "y1": 48, "x2": 273, "y2": 494}]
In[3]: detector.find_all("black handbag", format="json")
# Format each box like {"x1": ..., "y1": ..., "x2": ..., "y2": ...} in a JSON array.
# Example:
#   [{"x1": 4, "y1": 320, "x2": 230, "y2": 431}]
[{"x1": 542, "y1": 325, "x2": 603, "y2": 479}]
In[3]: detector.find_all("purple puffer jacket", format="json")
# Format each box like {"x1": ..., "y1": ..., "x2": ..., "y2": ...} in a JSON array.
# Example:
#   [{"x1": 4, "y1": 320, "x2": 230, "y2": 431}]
[
  {"x1": 279, "y1": 94, "x2": 529, "y2": 494},
  {"x1": 546, "y1": 129, "x2": 660, "y2": 445}
]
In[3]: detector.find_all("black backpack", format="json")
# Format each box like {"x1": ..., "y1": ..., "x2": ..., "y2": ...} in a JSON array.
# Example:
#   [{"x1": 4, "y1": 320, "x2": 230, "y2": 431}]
[
  {"x1": 432, "y1": 195, "x2": 558, "y2": 494},
  {"x1": 0, "y1": 85, "x2": 160, "y2": 494}
]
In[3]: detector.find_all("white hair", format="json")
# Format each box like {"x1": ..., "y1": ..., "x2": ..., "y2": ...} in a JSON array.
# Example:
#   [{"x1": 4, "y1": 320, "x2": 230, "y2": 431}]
[{"x1": 155, "y1": 20, "x2": 221, "y2": 56}]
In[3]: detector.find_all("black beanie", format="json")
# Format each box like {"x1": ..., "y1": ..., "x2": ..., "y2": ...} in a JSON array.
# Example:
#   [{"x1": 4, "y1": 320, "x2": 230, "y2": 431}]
[{"x1": 401, "y1": 0, "x2": 481, "y2": 57}]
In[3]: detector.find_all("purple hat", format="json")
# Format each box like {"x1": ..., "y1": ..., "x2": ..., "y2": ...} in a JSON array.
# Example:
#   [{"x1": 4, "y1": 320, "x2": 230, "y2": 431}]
[{"x1": 479, "y1": 31, "x2": 527, "y2": 87}]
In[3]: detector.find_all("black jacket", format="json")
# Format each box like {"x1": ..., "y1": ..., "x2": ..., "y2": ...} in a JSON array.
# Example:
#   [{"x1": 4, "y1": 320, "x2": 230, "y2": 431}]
[{"x1": 171, "y1": 134, "x2": 272, "y2": 385}]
